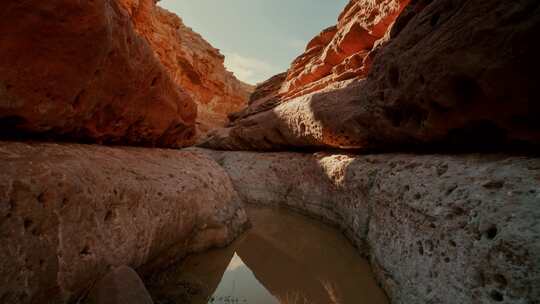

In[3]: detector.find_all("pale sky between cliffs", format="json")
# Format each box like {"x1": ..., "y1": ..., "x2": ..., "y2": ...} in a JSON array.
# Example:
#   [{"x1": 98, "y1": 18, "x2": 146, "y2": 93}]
[{"x1": 159, "y1": 0, "x2": 348, "y2": 84}]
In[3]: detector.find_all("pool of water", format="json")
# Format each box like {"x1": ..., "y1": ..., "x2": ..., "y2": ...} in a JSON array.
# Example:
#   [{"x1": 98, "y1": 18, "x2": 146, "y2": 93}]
[{"x1": 146, "y1": 206, "x2": 388, "y2": 304}]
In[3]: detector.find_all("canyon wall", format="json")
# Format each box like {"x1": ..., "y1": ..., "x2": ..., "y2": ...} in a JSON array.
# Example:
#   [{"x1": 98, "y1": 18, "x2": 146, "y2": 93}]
[
  {"x1": 119, "y1": 0, "x2": 253, "y2": 137},
  {"x1": 0, "y1": 142, "x2": 248, "y2": 303},
  {"x1": 0, "y1": 0, "x2": 251, "y2": 147},
  {"x1": 0, "y1": 0, "x2": 197, "y2": 147},
  {"x1": 203, "y1": 0, "x2": 540, "y2": 151},
  {"x1": 3, "y1": 141, "x2": 538, "y2": 304},
  {"x1": 201, "y1": 148, "x2": 540, "y2": 304}
]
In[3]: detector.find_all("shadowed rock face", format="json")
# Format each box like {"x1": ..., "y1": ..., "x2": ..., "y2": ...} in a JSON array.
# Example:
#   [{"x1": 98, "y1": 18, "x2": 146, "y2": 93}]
[
  {"x1": 0, "y1": 0, "x2": 197, "y2": 148},
  {"x1": 203, "y1": 0, "x2": 540, "y2": 151},
  {"x1": 0, "y1": 0, "x2": 252, "y2": 147},
  {"x1": 119, "y1": 0, "x2": 254, "y2": 139},
  {"x1": 0, "y1": 142, "x2": 248, "y2": 304}
]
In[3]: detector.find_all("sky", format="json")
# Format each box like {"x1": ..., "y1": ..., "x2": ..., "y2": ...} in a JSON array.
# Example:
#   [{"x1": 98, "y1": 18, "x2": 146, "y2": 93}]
[{"x1": 159, "y1": 0, "x2": 348, "y2": 84}]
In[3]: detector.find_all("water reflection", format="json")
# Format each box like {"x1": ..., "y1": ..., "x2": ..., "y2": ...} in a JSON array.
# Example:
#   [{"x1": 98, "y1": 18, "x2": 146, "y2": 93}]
[
  {"x1": 209, "y1": 253, "x2": 278, "y2": 303},
  {"x1": 146, "y1": 207, "x2": 388, "y2": 304}
]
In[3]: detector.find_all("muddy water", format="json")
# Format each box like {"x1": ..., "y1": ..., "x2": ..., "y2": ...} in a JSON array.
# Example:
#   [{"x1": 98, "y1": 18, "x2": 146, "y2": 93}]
[{"x1": 146, "y1": 206, "x2": 388, "y2": 304}]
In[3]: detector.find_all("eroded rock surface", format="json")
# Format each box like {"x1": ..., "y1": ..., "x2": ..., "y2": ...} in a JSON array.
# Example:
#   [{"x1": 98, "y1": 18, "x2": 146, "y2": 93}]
[
  {"x1": 0, "y1": 142, "x2": 248, "y2": 304},
  {"x1": 0, "y1": 0, "x2": 197, "y2": 147},
  {"x1": 204, "y1": 0, "x2": 540, "y2": 151},
  {"x1": 119, "y1": 0, "x2": 253, "y2": 138},
  {"x1": 199, "y1": 148, "x2": 540, "y2": 304}
]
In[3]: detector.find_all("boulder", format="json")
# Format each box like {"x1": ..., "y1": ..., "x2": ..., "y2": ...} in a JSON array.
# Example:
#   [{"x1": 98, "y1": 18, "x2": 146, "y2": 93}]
[{"x1": 0, "y1": 142, "x2": 248, "y2": 303}]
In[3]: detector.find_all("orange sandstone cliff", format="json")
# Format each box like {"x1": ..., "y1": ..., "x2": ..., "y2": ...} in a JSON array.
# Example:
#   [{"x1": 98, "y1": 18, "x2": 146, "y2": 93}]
[
  {"x1": 0, "y1": 0, "x2": 251, "y2": 146},
  {"x1": 281, "y1": 0, "x2": 411, "y2": 100},
  {"x1": 119, "y1": 0, "x2": 254, "y2": 138}
]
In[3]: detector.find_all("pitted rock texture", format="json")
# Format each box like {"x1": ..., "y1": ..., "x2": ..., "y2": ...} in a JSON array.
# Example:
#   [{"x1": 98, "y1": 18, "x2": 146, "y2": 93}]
[
  {"x1": 0, "y1": 0, "x2": 197, "y2": 147},
  {"x1": 204, "y1": 0, "x2": 540, "y2": 151},
  {"x1": 200, "y1": 149, "x2": 540, "y2": 304},
  {"x1": 119, "y1": 0, "x2": 253, "y2": 138},
  {"x1": 0, "y1": 142, "x2": 248, "y2": 304}
]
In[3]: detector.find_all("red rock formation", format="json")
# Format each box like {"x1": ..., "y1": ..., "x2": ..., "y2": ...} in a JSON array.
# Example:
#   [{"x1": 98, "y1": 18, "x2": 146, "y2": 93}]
[
  {"x1": 119, "y1": 0, "x2": 253, "y2": 138},
  {"x1": 280, "y1": 0, "x2": 410, "y2": 100},
  {"x1": 0, "y1": 0, "x2": 197, "y2": 147},
  {"x1": 0, "y1": 0, "x2": 252, "y2": 146},
  {"x1": 203, "y1": 0, "x2": 540, "y2": 151}
]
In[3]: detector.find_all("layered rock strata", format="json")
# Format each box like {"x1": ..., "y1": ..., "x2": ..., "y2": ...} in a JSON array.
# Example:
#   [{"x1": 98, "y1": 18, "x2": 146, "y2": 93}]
[
  {"x1": 118, "y1": 0, "x2": 253, "y2": 137},
  {"x1": 200, "y1": 148, "x2": 540, "y2": 304},
  {"x1": 281, "y1": 0, "x2": 410, "y2": 100},
  {"x1": 204, "y1": 0, "x2": 540, "y2": 151},
  {"x1": 0, "y1": 142, "x2": 248, "y2": 304},
  {"x1": 0, "y1": 0, "x2": 197, "y2": 147}
]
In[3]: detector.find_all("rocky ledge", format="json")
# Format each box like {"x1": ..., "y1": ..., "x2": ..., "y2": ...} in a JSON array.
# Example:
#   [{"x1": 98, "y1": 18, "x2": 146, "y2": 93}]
[
  {"x1": 201, "y1": 148, "x2": 540, "y2": 304},
  {"x1": 1, "y1": 141, "x2": 537, "y2": 304},
  {"x1": 204, "y1": 0, "x2": 540, "y2": 151},
  {"x1": 0, "y1": 142, "x2": 248, "y2": 303}
]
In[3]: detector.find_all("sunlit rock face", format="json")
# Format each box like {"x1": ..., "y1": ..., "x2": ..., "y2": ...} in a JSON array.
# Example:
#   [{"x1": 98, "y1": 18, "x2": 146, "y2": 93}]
[
  {"x1": 119, "y1": 0, "x2": 254, "y2": 139},
  {"x1": 0, "y1": 0, "x2": 197, "y2": 147},
  {"x1": 203, "y1": 0, "x2": 540, "y2": 151},
  {"x1": 281, "y1": 0, "x2": 410, "y2": 100}
]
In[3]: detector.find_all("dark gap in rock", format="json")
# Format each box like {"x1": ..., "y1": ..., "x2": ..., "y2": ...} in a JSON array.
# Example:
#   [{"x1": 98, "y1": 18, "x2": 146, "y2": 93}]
[
  {"x1": 388, "y1": 66, "x2": 400, "y2": 88},
  {"x1": 490, "y1": 290, "x2": 504, "y2": 302},
  {"x1": 493, "y1": 274, "x2": 508, "y2": 289},
  {"x1": 485, "y1": 225, "x2": 498, "y2": 240},
  {"x1": 430, "y1": 12, "x2": 441, "y2": 26},
  {"x1": 104, "y1": 210, "x2": 113, "y2": 222},
  {"x1": 151, "y1": 75, "x2": 160, "y2": 87},
  {"x1": 80, "y1": 246, "x2": 92, "y2": 256},
  {"x1": 452, "y1": 75, "x2": 482, "y2": 105},
  {"x1": 72, "y1": 89, "x2": 85, "y2": 109},
  {"x1": 23, "y1": 219, "x2": 33, "y2": 230}
]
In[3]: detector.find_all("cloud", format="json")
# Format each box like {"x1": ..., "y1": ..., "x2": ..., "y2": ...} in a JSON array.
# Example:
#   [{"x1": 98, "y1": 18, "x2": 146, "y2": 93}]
[{"x1": 224, "y1": 52, "x2": 280, "y2": 85}]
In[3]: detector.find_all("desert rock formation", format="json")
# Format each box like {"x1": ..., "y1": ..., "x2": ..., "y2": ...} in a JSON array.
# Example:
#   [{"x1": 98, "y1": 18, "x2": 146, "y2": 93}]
[
  {"x1": 0, "y1": 0, "x2": 539, "y2": 304},
  {"x1": 0, "y1": 142, "x2": 248, "y2": 303},
  {"x1": 201, "y1": 148, "x2": 540, "y2": 304},
  {"x1": 204, "y1": 0, "x2": 540, "y2": 151},
  {"x1": 0, "y1": 0, "x2": 251, "y2": 147},
  {"x1": 0, "y1": 0, "x2": 197, "y2": 147},
  {"x1": 119, "y1": 0, "x2": 253, "y2": 138}
]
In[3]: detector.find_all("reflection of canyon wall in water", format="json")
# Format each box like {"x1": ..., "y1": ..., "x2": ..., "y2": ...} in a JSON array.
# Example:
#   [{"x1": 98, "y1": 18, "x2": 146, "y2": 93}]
[
  {"x1": 235, "y1": 208, "x2": 387, "y2": 304},
  {"x1": 146, "y1": 207, "x2": 387, "y2": 304},
  {"x1": 145, "y1": 244, "x2": 236, "y2": 304}
]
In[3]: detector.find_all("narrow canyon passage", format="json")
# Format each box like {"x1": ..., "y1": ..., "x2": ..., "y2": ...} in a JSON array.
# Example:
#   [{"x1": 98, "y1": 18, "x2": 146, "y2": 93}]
[
  {"x1": 146, "y1": 206, "x2": 388, "y2": 304},
  {"x1": 0, "y1": 0, "x2": 539, "y2": 303}
]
